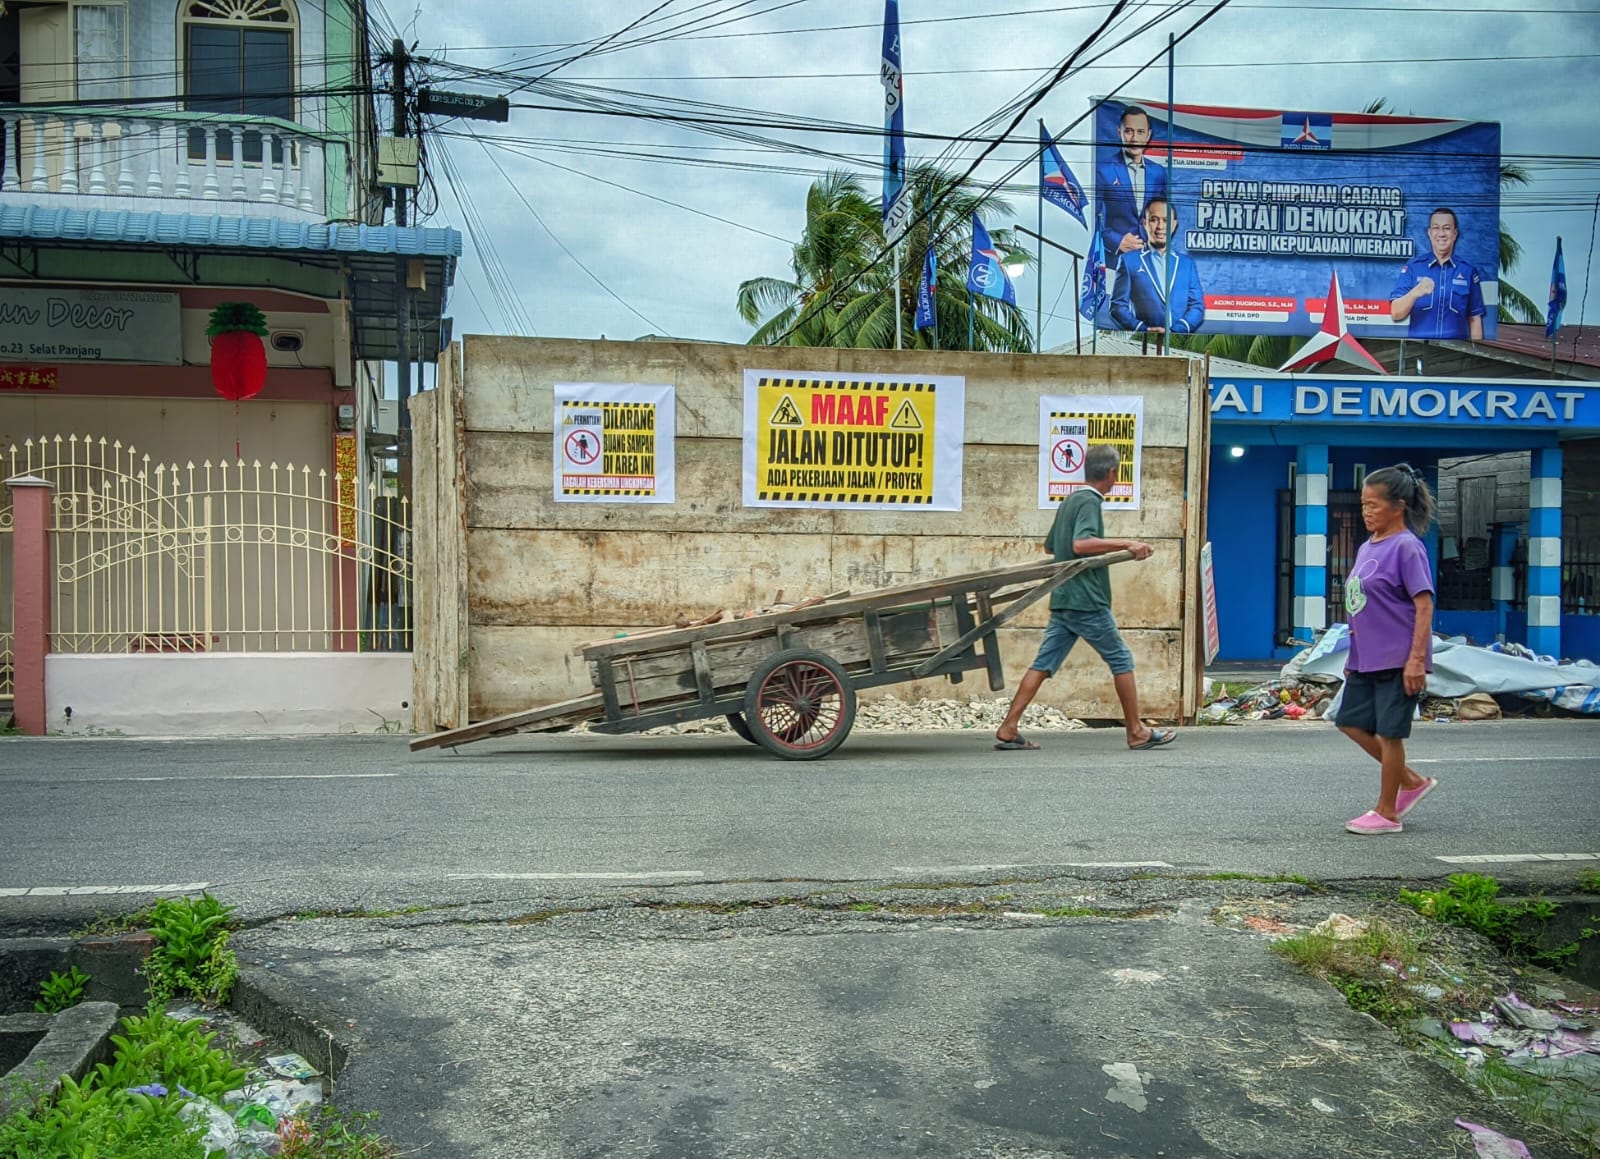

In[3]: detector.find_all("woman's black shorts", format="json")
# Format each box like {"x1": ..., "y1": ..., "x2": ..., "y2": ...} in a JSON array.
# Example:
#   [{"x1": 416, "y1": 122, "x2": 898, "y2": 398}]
[{"x1": 1340, "y1": 668, "x2": 1421, "y2": 739}]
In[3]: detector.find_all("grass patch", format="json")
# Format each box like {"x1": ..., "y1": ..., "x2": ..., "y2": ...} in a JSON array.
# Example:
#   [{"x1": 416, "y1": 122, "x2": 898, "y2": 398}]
[
  {"x1": 293, "y1": 904, "x2": 462, "y2": 921},
  {"x1": 1577, "y1": 868, "x2": 1600, "y2": 896},
  {"x1": 73, "y1": 907, "x2": 157, "y2": 938},
  {"x1": 505, "y1": 908, "x2": 574, "y2": 925},
  {"x1": 1032, "y1": 905, "x2": 1158, "y2": 919},
  {"x1": 1273, "y1": 920, "x2": 1433, "y2": 1025},
  {"x1": 1185, "y1": 871, "x2": 1320, "y2": 889}
]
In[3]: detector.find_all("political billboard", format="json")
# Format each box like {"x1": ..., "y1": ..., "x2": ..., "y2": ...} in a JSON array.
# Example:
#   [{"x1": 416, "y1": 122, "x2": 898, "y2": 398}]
[{"x1": 1088, "y1": 98, "x2": 1500, "y2": 340}]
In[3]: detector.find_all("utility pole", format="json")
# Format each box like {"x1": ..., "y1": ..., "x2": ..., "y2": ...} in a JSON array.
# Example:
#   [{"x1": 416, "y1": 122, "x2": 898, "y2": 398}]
[
  {"x1": 392, "y1": 40, "x2": 410, "y2": 429},
  {"x1": 389, "y1": 38, "x2": 413, "y2": 506}
]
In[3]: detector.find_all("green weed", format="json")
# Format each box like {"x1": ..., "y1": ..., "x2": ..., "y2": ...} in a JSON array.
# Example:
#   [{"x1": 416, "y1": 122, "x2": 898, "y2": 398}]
[
  {"x1": 1398, "y1": 873, "x2": 1565, "y2": 965},
  {"x1": 34, "y1": 967, "x2": 90, "y2": 1014},
  {"x1": 1577, "y1": 868, "x2": 1600, "y2": 895},
  {"x1": 144, "y1": 893, "x2": 238, "y2": 1006}
]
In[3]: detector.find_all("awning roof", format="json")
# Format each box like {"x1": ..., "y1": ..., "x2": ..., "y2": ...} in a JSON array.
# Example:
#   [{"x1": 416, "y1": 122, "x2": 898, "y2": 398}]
[{"x1": 0, "y1": 206, "x2": 460, "y2": 362}]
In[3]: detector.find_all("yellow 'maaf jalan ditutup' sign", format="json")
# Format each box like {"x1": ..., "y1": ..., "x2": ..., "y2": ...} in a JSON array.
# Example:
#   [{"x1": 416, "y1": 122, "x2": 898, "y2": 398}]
[{"x1": 742, "y1": 371, "x2": 965, "y2": 511}]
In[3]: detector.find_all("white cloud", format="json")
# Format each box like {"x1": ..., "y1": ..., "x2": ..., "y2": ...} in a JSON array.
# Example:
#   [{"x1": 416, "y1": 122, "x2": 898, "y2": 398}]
[{"x1": 382, "y1": 0, "x2": 1600, "y2": 344}]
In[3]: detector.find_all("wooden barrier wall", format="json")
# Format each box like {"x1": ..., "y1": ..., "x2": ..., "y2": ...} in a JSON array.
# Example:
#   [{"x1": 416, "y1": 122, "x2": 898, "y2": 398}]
[{"x1": 412, "y1": 337, "x2": 1207, "y2": 730}]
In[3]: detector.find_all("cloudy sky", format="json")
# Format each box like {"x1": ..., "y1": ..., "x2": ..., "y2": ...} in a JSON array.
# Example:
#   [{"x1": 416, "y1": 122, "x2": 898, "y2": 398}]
[{"x1": 374, "y1": 0, "x2": 1600, "y2": 352}]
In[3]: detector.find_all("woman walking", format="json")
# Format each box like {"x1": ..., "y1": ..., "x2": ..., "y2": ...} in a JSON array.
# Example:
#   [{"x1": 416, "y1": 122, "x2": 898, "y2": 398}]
[{"x1": 1339, "y1": 464, "x2": 1439, "y2": 835}]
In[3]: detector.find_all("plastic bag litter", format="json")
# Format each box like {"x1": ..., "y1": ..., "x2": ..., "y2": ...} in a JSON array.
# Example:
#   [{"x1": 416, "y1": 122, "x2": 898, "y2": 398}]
[
  {"x1": 226, "y1": 1078, "x2": 323, "y2": 1120},
  {"x1": 1454, "y1": 1118, "x2": 1532, "y2": 1159},
  {"x1": 179, "y1": 1096, "x2": 239, "y2": 1156},
  {"x1": 266, "y1": 1052, "x2": 320, "y2": 1079},
  {"x1": 1312, "y1": 913, "x2": 1368, "y2": 940}
]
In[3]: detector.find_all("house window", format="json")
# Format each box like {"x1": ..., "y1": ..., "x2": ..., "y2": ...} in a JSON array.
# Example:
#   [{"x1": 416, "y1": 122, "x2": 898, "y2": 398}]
[
  {"x1": 75, "y1": 3, "x2": 128, "y2": 102},
  {"x1": 183, "y1": 0, "x2": 296, "y2": 164}
]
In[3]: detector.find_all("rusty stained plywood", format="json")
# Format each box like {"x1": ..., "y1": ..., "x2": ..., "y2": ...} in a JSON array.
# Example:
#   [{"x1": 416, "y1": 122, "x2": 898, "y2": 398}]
[
  {"x1": 466, "y1": 527, "x2": 1180, "y2": 631},
  {"x1": 410, "y1": 387, "x2": 442, "y2": 731},
  {"x1": 466, "y1": 434, "x2": 1191, "y2": 541},
  {"x1": 467, "y1": 624, "x2": 1182, "y2": 721},
  {"x1": 460, "y1": 336, "x2": 1193, "y2": 447}
]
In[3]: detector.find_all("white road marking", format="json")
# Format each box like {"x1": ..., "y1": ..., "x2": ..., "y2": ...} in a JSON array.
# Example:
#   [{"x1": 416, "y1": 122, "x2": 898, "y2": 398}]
[
  {"x1": 1435, "y1": 853, "x2": 1599, "y2": 865},
  {"x1": 446, "y1": 871, "x2": 705, "y2": 881},
  {"x1": 116, "y1": 774, "x2": 398, "y2": 782},
  {"x1": 0, "y1": 883, "x2": 210, "y2": 897},
  {"x1": 891, "y1": 861, "x2": 1172, "y2": 874},
  {"x1": 1412, "y1": 757, "x2": 1555, "y2": 764}
]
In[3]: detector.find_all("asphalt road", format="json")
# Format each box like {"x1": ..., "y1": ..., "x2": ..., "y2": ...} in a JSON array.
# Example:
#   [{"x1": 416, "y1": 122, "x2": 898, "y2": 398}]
[
  {"x1": 3, "y1": 718, "x2": 1596, "y2": 920},
  {"x1": 5, "y1": 721, "x2": 1599, "y2": 1158}
]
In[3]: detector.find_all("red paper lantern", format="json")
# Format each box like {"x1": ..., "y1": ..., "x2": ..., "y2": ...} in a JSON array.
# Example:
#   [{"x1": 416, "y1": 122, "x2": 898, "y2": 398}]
[{"x1": 207, "y1": 303, "x2": 269, "y2": 402}]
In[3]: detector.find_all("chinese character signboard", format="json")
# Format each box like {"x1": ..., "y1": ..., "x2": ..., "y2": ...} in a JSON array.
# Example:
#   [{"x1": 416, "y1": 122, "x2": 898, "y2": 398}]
[
  {"x1": 743, "y1": 370, "x2": 964, "y2": 511},
  {"x1": 0, "y1": 366, "x2": 59, "y2": 390},
  {"x1": 553, "y1": 383, "x2": 676, "y2": 503}
]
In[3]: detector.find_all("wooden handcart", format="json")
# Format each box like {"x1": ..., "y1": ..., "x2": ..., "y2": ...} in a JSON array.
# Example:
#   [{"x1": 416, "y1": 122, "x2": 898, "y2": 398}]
[{"x1": 410, "y1": 552, "x2": 1131, "y2": 760}]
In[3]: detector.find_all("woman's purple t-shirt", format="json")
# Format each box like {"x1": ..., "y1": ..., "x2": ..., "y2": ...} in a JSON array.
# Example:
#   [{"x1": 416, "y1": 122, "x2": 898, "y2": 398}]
[{"x1": 1345, "y1": 530, "x2": 1435, "y2": 673}]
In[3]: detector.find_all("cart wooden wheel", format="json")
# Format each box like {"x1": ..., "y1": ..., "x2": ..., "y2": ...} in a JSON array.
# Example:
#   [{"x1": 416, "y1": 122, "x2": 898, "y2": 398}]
[
  {"x1": 725, "y1": 713, "x2": 758, "y2": 744},
  {"x1": 742, "y1": 649, "x2": 856, "y2": 759}
]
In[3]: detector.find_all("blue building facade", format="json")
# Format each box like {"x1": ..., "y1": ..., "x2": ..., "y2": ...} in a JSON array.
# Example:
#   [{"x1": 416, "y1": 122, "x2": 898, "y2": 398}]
[{"x1": 1206, "y1": 374, "x2": 1600, "y2": 663}]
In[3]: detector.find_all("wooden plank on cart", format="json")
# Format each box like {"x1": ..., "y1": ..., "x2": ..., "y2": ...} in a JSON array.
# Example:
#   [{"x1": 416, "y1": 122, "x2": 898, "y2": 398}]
[
  {"x1": 408, "y1": 693, "x2": 606, "y2": 752},
  {"x1": 577, "y1": 558, "x2": 1083, "y2": 663},
  {"x1": 909, "y1": 552, "x2": 1132, "y2": 678}
]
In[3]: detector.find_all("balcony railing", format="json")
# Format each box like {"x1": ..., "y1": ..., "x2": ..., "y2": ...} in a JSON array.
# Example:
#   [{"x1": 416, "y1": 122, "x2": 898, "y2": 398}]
[{"x1": 0, "y1": 105, "x2": 350, "y2": 218}]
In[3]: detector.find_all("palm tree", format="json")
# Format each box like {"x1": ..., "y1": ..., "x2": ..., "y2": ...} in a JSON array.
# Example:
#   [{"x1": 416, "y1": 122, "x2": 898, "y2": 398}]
[
  {"x1": 1167, "y1": 330, "x2": 1304, "y2": 366},
  {"x1": 737, "y1": 166, "x2": 1034, "y2": 351}
]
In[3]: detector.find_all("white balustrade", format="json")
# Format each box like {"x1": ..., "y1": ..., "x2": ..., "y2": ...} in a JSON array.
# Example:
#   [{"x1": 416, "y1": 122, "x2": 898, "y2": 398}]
[
  {"x1": 201, "y1": 126, "x2": 220, "y2": 199},
  {"x1": 59, "y1": 129, "x2": 79, "y2": 195},
  {"x1": 117, "y1": 120, "x2": 136, "y2": 196},
  {"x1": 30, "y1": 116, "x2": 48, "y2": 191},
  {"x1": 171, "y1": 123, "x2": 191, "y2": 198},
  {"x1": 229, "y1": 127, "x2": 247, "y2": 199},
  {"x1": 87, "y1": 121, "x2": 107, "y2": 194},
  {"x1": 145, "y1": 122, "x2": 164, "y2": 197},
  {"x1": 258, "y1": 129, "x2": 278, "y2": 204},
  {"x1": 2, "y1": 114, "x2": 19, "y2": 191},
  {"x1": 0, "y1": 109, "x2": 333, "y2": 218}
]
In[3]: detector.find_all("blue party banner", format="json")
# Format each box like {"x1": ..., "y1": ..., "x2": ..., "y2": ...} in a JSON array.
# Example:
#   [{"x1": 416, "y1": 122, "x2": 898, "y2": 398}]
[{"x1": 1089, "y1": 98, "x2": 1501, "y2": 340}]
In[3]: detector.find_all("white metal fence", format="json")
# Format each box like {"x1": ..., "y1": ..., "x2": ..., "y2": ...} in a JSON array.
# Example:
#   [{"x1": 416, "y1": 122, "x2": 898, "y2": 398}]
[{"x1": 1, "y1": 435, "x2": 409, "y2": 701}]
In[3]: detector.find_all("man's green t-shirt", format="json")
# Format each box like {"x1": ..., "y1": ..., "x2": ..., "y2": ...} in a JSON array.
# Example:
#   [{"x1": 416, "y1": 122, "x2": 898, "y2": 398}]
[{"x1": 1045, "y1": 488, "x2": 1112, "y2": 612}]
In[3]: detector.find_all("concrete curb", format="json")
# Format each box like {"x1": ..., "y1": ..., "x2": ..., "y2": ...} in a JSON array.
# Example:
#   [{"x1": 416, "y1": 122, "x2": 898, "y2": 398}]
[{"x1": 0, "y1": 1001, "x2": 120, "y2": 1118}]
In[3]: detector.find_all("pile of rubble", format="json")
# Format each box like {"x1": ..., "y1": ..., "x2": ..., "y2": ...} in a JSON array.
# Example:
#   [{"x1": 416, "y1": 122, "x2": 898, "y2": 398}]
[
  {"x1": 852, "y1": 694, "x2": 1084, "y2": 733},
  {"x1": 617, "y1": 694, "x2": 1085, "y2": 736}
]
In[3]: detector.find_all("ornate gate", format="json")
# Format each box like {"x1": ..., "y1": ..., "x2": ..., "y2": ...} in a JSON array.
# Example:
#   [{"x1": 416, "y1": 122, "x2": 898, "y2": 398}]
[{"x1": 1, "y1": 434, "x2": 410, "y2": 704}]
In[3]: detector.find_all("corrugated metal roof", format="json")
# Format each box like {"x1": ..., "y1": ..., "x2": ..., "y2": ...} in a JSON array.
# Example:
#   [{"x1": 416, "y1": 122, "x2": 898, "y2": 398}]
[{"x1": 0, "y1": 205, "x2": 461, "y2": 258}]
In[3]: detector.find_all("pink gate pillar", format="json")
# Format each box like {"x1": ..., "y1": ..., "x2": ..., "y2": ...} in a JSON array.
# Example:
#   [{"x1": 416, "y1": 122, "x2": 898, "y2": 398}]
[{"x1": 7, "y1": 476, "x2": 53, "y2": 736}]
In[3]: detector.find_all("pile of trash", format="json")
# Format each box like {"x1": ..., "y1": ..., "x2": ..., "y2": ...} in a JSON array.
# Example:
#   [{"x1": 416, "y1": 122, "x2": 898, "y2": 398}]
[
  {"x1": 1417, "y1": 990, "x2": 1600, "y2": 1150},
  {"x1": 155, "y1": 1004, "x2": 327, "y2": 1158},
  {"x1": 1199, "y1": 680, "x2": 1335, "y2": 724},
  {"x1": 1202, "y1": 625, "x2": 1600, "y2": 725}
]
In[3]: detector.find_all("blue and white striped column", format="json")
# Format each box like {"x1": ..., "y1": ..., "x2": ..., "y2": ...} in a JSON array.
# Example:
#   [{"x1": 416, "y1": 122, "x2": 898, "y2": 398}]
[
  {"x1": 1527, "y1": 447, "x2": 1563, "y2": 658},
  {"x1": 1292, "y1": 445, "x2": 1330, "y2": 645}
]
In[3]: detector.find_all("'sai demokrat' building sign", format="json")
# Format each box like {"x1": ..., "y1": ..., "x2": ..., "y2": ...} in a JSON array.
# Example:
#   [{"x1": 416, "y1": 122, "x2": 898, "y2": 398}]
[{"x1": 1209, "y1": 378, "x2": 1597, "y2": 428}]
